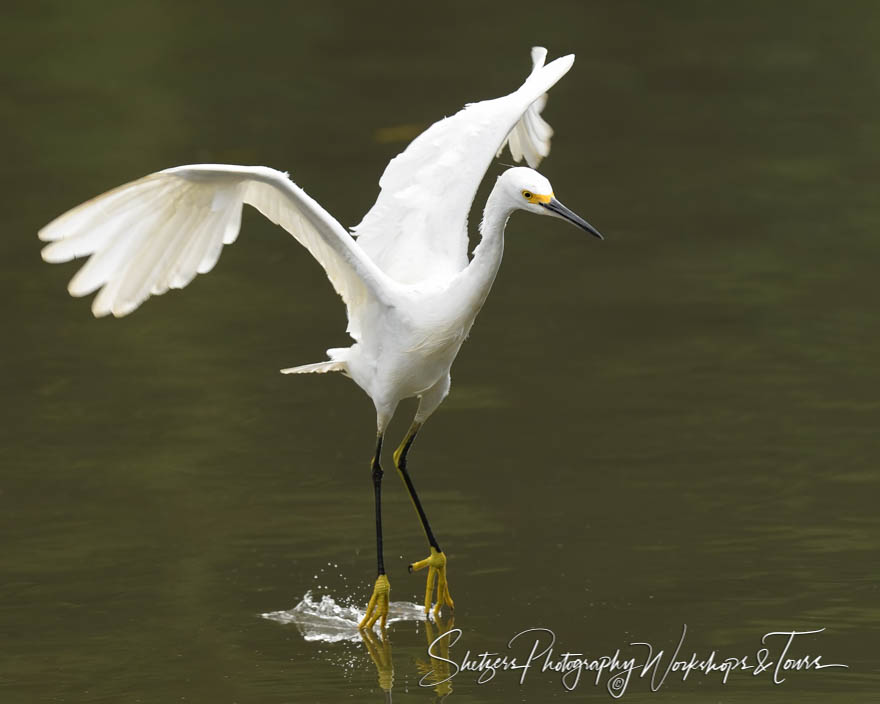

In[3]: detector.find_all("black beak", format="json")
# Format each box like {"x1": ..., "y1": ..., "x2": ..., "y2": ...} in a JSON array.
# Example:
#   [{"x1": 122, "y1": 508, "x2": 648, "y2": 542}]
[{"x1": 541, "y1": 198, "x2": 604, "y2": 240}]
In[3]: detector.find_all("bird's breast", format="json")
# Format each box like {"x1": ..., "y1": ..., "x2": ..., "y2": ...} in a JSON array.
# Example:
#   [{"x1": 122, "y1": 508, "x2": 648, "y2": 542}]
[{"x1": 373, "y1": 312, "x2": 466, "y2": 398}]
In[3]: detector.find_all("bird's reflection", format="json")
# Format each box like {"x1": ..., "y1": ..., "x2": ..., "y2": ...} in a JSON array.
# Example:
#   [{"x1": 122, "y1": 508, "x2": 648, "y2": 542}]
[
  {"x1": 360, "y1": 625, "x2": 394, "y2": 698},
  {"x1": 359, "y1": 615, "x2": 456, "y2": 702},
  {"x1": 415, "y1": 615, "x2": 455, "y2": 700}
]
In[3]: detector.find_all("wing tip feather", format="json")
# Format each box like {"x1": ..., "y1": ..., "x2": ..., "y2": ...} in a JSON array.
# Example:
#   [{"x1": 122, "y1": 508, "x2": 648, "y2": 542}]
[{"x1": 530, "y1": 46, "x2": 548, "y2": 69}]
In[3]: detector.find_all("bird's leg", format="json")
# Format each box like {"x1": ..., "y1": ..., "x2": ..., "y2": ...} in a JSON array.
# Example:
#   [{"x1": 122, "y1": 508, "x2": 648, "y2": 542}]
[
  {"x1": 393, "y1": 422, "x2": 454, "y2": 619},
  {"x1": 360, "y1": 433, "x2": 390, "y2": 630}
]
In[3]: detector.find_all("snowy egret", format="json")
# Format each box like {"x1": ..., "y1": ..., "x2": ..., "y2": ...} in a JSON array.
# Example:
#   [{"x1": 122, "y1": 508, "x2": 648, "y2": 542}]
[{"x1": 38, "y1": 47, "x2": 602, "y2": 629}]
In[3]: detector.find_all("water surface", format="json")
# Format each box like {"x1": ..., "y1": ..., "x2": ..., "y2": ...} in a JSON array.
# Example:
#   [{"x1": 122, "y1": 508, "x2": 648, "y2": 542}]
[{"x1": 2, "y1": 1, "x2": 879, "y2": 702}]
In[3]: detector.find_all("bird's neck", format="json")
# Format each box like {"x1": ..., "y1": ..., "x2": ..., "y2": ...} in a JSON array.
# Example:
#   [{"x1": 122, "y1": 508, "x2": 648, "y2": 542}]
[{"x1": 456, "y1": 182, "x2": 514, "y2": 312}]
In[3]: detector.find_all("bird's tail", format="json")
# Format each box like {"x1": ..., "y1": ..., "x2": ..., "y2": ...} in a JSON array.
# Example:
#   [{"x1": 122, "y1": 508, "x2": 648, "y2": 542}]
[
  {"x1": 281, "y1": 347, "x2": 349, "y2": 375},
  {"x1": 280, "y1": 360, "x2": 345, "y2": 375}
]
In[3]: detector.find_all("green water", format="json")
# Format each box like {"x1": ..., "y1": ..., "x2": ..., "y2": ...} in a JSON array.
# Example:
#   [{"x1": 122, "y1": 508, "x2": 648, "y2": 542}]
[{"x1": 2, "y1": 1, "x2": 879, "y2": 701}]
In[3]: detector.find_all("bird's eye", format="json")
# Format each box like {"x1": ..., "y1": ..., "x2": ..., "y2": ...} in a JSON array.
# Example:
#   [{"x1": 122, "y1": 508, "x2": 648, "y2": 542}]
[{"x1": 522, "y1": 191, "x2": 532, "y2": 200}]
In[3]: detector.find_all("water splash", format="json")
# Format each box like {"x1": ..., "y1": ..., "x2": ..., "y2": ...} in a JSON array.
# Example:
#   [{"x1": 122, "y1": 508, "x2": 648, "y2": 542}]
[{"x1": 262, "y1": 591, "x2": 427, "y2": 643}]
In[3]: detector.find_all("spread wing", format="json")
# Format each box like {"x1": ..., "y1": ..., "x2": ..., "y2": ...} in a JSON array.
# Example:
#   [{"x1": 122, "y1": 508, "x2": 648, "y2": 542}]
[
  {"x1": 39, "y1": 165, "x2": 393, "y2": 336},
  {"x1": 351, "y1": 47, "x2": 574, "y2": 285}
]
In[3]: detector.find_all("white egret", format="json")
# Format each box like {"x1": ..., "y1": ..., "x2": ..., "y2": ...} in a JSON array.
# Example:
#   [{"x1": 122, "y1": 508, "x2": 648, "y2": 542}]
[{"x1": 38, "y1": 47, "x2": 603, "y2": 629}]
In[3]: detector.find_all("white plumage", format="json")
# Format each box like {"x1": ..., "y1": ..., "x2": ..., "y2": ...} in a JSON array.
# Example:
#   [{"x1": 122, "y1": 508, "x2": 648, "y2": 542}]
[
  {"x1": 352, "y1": 47, "x2": 568, "y2": 285},
  {"x1": 40, "y1": 48, "x2": 604, "y2": 624},
  {"x1": 39, "y1": 165, "x2": 389, "y2": 326}
]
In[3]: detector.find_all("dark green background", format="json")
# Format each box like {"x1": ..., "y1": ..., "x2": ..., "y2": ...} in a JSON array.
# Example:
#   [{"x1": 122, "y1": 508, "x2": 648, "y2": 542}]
[{"x1": 2, "y1": 1, "x2": 878, "y2": 701}]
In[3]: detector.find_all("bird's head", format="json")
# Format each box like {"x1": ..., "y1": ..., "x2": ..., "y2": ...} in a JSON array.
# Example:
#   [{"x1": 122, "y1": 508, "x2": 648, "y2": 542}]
[{"x1": 498, "y1": 166, "x2": 603, "y2": 240}]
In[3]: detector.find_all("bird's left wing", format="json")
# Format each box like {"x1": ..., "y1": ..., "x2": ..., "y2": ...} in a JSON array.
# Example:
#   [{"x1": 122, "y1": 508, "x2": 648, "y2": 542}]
[
  {"x1": 352, "y1": 47, "x2": 574, "y2": 285},
  {"x1": 39, "y1": 165, "x2": 393, "y2": 330}
]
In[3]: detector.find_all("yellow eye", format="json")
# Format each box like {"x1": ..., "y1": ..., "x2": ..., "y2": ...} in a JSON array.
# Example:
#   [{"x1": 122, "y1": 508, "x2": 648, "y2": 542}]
[{"x1": 522, "y1": 190, "x2": 532, "y2": 200}]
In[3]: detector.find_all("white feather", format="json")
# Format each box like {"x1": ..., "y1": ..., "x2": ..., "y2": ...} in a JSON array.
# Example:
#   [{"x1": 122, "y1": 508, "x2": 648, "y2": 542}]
[
  {"x1": 351, "y1": 47, "x2": 573, "y2": 286},
  {"x1": 38, "y1": 49, "x2": 589, "y2": 439},
  {"x1": 39, "y1": 165, "x2": 394, "y2": 324}
]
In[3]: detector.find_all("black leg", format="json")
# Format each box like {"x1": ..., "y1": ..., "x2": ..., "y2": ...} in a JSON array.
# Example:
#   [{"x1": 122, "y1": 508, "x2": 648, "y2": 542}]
[
  {"x1": 360, "y1": 432, "x2": 392, "y2": 630},
  {"x1": 372, "y1": 433, "x2": 385, "y2": 576},
  {"x1": 394, "y1": 422, "x2": 441, "y2": 552},
  {"x1": 394, "y1": 421, "x2": 454, "y2": 616}
]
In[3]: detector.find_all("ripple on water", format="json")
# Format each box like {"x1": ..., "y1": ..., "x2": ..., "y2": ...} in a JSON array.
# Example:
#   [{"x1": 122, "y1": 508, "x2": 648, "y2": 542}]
[{"x1": 261, "y1": 591, "x2": 428, "y2": 642}]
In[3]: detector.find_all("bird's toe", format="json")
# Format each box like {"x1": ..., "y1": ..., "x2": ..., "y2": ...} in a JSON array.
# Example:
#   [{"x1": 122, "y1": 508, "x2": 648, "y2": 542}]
[
  {"x1": 409, "y1": 547, "x2": 453, "y2": 618},
  {"x1": 359, "y1": 574, "x2": 391, "y2": 630}
]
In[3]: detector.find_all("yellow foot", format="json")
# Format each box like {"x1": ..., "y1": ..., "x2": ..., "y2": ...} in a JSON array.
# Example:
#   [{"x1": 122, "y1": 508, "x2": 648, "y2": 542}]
[
  {"x1": 359, "y1": 574, "x2": 390, "y2": 630},
  {"x1": 409, "y1": 547, "x2": 454, "y2": 619}
]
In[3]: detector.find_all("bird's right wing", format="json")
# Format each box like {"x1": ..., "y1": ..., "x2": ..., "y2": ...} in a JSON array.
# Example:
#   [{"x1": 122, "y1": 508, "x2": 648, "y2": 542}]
[
  {"x1": 39, "y1": 165, "x2": 393, "y2": 336},
  {"x1": 352, "y1": 48, "x2": 574, "y2": 285}
]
